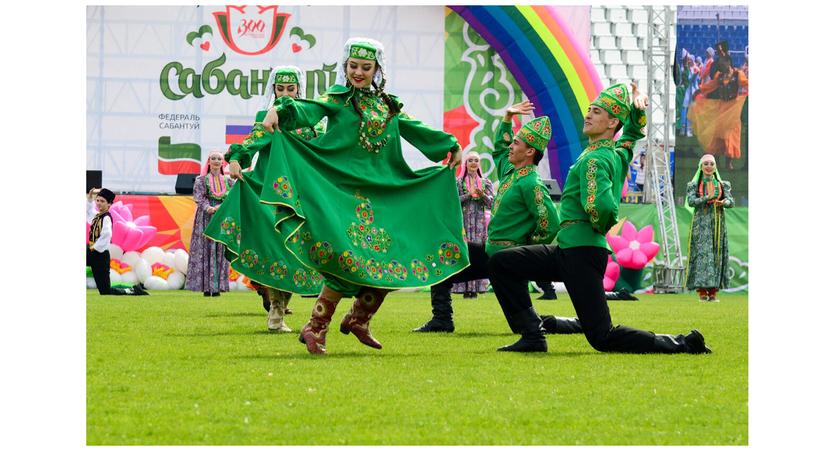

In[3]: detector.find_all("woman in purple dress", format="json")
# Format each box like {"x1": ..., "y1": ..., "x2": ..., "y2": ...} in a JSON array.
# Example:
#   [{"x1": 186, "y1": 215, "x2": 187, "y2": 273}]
[
  {"x1": 452, "y1": 152, "x2": 494, "y2": 298},
  {"x1": 187, "y1": 151, "x2": 235, "y2": 296}
]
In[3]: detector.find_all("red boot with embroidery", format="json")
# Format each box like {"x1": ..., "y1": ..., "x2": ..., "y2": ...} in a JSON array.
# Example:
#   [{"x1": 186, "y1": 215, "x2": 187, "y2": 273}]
[
  {"x1": 298, "y1": 297, "x2": 340, "y2": 355},
  {"x1": 340, "y1": 288, "x2": 387, "y2": 350},
  {"x1": 707, "y1": 288, "x2": 720, "y2": 303}
]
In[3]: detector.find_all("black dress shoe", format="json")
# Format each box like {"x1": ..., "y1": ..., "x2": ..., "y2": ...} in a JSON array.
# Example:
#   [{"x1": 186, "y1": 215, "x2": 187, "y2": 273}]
[
  {"x1": 497, "y1": 335, "x2": 548, "y2": 352},
  {"x1": 412, "y1": 320, "x2": 454, "y2": 333},
  {"x1": 284, "y1": 308, "x2": 293, "y2": 315},
  {"x1": 684, "y1": 329, "x2": 712, "y2": 354},
  {"x1": 203, "y1": 292, "x2": 211, "y2": 297},
  {"x1": 537, "y1": 291, "x2": 557, "y2": 300},
  {"x1": 212, "y1": 292, "x2": 221, "y2": 297}
]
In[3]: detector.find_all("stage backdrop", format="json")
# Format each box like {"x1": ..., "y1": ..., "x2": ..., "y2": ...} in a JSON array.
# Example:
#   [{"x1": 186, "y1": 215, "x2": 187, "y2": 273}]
[
  {"x1": 88, "y1": 5, "x2": 600, "y2": 192},
  {"x1": 88, "y1": 5, "x2": 447, "y2": 192}
]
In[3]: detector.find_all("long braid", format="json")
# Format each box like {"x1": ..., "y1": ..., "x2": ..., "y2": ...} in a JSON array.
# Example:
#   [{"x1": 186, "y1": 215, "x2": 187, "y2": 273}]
[{"x1": 372, "y1": 67, "x2": 400, "y2": 122}]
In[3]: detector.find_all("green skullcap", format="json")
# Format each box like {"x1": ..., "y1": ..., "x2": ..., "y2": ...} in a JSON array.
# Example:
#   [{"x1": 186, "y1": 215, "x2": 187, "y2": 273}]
[
  {"x1": 514, "y1": 116, "x2": 552, "y2": 151},
  {"x1": 274, "y1": 68, "x2": 299, "y2": 85},
  {"x1": 348, "y1": 42, "x2": 378, "y2": 61},
  {"x1": 590, "y1": 83, "x2": 630, "y2": 123}
]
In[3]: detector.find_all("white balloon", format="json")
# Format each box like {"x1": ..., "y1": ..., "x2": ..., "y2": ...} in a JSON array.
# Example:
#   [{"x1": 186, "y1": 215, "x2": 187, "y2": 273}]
[
  {"x1": 173, "y1": 250, "x2": 189, "y2": 275},
  {"x1": 87, "y1": 277, "x2": 97, "y2": 289},
  {"x1": 144, "y1": 276, "x2": 169, "y2": 290},
  {"x1": 121, "y1": 271, "x2": 139, "y2": 285},
  {"x1": 141, "y1": 246, "x2": 165, "y2": 266},
  {"x1": 110, "y1": 270, "x2": 122, "y2": 284},
  {"x1": 162, "y1": 251, "x2": 176, "y2": 268},
  {"x1": 229, "y1": 281, "x2": 237, "y2": 290},
  {"x1": 166, "y1": 272, "x2": 185, "y2": 290},
  {"x1": 109, "y1": 244, "x2": 124, "y2": 261},
  {"x1": 134, "y1": 259, "x2": 152, "y2": 284},
  {"x1": 122, "y1": 251, "x2": 142, "y2": 268}
]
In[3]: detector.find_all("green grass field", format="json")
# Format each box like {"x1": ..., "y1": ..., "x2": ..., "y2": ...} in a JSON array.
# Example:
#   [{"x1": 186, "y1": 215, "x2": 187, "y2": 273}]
[{"x1": 86, "y1": 290, "x2": 747, "y2": 445}]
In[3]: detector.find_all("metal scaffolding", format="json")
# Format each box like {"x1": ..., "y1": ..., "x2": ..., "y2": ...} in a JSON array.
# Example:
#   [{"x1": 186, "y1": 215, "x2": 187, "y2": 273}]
[{"x1": 644, "y1": 6, "x2": 685, "y2": 293}]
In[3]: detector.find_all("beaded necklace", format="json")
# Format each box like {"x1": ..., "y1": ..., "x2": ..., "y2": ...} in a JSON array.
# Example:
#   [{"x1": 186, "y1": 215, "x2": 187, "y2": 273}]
[
  {"x1": 353, "y1": 87, "x2": 393, "y2": 154},
  {"x1": 206, "y1": 173, "x2": 229, "y2": 201}
]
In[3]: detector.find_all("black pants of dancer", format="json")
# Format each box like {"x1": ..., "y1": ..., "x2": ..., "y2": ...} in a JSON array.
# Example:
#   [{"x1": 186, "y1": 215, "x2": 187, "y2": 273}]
[
  {"x1": 87, "y1": 247, "x2": 138, "y2": 296},
  {"x1": 488, "y1": 244, "x2": 659, "y2": 353},
  {"x1": 87, "y1": 247, "x2": 112, "y2": 295}
]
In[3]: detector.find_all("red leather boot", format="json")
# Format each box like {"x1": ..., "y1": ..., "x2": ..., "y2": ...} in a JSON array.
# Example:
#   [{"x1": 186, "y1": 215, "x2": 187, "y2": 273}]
[
  {"x1": 299, "y1": 296, "x2": 340, "y2": 354},
  {"x1": 339, "y1": 288, "x2": 387, "y2": 349}
]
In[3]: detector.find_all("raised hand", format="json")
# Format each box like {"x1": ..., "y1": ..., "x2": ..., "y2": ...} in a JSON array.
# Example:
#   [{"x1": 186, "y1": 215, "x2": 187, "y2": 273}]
[
  {"x1": 631, "y1": 83, "x2": 649, "y2": 110},
  {"x1": 504, "y1": 100, "x2": 535, "y2": 121}
]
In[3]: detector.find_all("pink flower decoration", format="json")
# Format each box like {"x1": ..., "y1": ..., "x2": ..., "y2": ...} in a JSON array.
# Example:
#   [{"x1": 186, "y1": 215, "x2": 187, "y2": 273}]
[
  {"x1": 108, "y1": 202, "x2": 158, "y2": 252},
  {"x1": 606, "y1": 221, "x2": 660, "y2": 270},
  {"x1": 604, "y1": 255, "x2": 620, "y2": 292}
]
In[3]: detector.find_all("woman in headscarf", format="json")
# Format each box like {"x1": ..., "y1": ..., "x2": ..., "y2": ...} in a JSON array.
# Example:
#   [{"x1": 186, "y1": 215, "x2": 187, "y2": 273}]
[
  {"x1": 188, "y1": 151, "x2": 234, "y2": 296},
  {"x1": 684, "y1": 154, "x2": 734, "y2": 302},
  {"x1": 260, "y1": 37, "x2": 465, "y2": 354},
  {"x1": 206, "y1": 65, "x2": 325, "y2": 333},
  {"x1": 451, "y1": 152, "x2": 493, "y2": 299}
]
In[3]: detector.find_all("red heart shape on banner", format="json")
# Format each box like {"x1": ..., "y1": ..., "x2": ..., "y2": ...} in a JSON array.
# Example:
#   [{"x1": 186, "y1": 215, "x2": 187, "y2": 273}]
[
  {"x1": 292, "y1": 43, "x2": 302, "y2": 53},
  {"x1": 200, "y1": 41, "x2": 210, "y2": 51}
]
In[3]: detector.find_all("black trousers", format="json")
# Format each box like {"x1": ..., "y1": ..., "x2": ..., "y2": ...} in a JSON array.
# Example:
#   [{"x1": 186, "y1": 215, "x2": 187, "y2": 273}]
[
  {"x1": 487, "y1": 244, "x2": 659, "y2": 353},
  {"x1": 87, "y1": 247, "x2": 112, "y2": 295}
]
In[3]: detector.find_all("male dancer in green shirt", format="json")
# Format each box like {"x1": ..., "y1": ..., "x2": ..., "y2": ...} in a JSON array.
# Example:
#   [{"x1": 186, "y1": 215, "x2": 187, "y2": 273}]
[
  {"x1": 414, "y1": 102, "x2": 560, "y2": 333},
  {"x1": 487, "y1": 83, "x2": 711, "y2": 354}
]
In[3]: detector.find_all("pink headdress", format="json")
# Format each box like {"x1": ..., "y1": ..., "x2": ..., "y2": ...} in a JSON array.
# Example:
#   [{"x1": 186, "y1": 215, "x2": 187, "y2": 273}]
[
  {"x1": 458, "y1": 152, "x2": 484, "y2": 195},
  {"x1": 201, "y1": 150, "x2": 228, "y2": 176}
]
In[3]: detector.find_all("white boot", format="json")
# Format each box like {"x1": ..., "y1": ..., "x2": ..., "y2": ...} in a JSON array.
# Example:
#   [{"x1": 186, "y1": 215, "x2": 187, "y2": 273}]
[{"x1": 267, "y1": 289, "x2": 292, "y2": 332}]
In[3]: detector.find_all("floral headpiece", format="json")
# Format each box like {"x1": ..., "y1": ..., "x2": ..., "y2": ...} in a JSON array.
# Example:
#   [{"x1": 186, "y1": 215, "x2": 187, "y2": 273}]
[
  {"x1": 590, "y1": 83, "x2": 630, "y2": 123},
  {"x1": 515, "y1": 116, "x2": 552, "y2": 151}
]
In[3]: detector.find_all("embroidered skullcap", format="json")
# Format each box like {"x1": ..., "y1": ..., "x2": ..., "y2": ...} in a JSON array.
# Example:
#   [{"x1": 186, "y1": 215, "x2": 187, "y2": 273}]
[
  {"x1": 335, "y1": 37, "x2": 387, "y2": 89},
  {"x1": 515, "y1": 116, "x2": 552, "y2": 151},
  {"x1": 263, "y1": 65, "x2": 306, "y2": 110},
  {"x1": 590, "y1": 83, "x2": 630, "y2": 123}
]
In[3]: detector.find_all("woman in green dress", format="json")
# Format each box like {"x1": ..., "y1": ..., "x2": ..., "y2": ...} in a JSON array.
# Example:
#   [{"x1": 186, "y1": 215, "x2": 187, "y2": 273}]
[
  {"x1": 685, "y1": 154, "x2": 734, "y2": 302},
  {"x1": 261, "y1": 37, "x2": 465, "y2": 354},
  {"x1": 205, "y1": 65, "x2": 325, "y2": 333}
]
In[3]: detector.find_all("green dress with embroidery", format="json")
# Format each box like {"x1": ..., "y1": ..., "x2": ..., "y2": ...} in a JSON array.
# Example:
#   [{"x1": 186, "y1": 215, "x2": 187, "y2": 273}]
[
  {"x1": 204, "y1": 106, "x2": 326, "y2": 294},
  {"x1": 684, "y1": 179, "x2": 733, "y2": 289},
  {"x1": 237, "y1": 85, "x2": 466, "y2": 295},
  {"x1": 557, "y1": 105, "x2": 647, "y2": 250},
  {"x1": 486, "y1": 121, "x2": 560, "y2": 257}
]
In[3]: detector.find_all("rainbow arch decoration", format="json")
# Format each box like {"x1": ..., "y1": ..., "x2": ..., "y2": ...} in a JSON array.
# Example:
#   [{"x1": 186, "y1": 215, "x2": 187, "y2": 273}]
[{"x1": 450, "y1": 5, "x2": 603, "y2": 186}]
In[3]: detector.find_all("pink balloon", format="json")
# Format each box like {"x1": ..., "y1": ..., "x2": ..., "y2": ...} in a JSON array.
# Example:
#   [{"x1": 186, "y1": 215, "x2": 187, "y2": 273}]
[
  {"x1": 621, "y1": 220, "x2": 638, "y2": 241},
  {"x1": 106, "y1": 201, "x2": 158, "y2": 252},
  {"x1": 640, "y1": 241, "x2": 660, "y2": 260},
  {"x1": 604, "y1": 256, "x2": 620, "y2": 292},
  {"x1": 607, "y1": 221, "x2": 662, "y2": 270},
  {"x1": 636, "y1": 225, "x2": 654, "y2": 243},
  {"x1": 607, "y1": 234, "x2": 628, "y2": 253}
]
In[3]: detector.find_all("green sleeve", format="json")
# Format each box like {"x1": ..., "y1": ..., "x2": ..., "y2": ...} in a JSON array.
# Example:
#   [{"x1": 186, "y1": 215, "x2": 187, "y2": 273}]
[
  {"x1": 225, "y1": 110, "x2": 272, "y2": 169},
  {"x1": 523, "y1": 178, "x2": 561, "y2": 244},
  {"x1": 686, "y1": 181, "x2": 707, "y2": 208},
  {"x1": 397, "y1": 112, "x2": 459, "y2": 163},
  {"x1": 492, "y1": 121, "x2": 515, "y2": 178},
  {"x1": 580, "y1": 155, "x2": 617, "y2": 233},
  {"x1": 276, "y1": 96, "x2": 337, "y2": 132},
  {"x1": 722, "y1": 181, "x2": 735, "y2": 208},
  {"x1": 615, "y1": 105, "x2": 647, "y2": 162}
]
